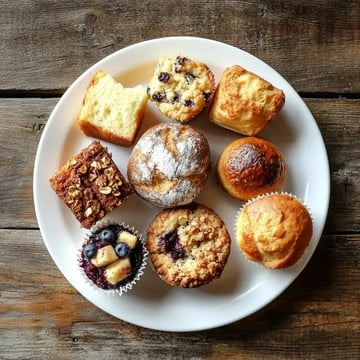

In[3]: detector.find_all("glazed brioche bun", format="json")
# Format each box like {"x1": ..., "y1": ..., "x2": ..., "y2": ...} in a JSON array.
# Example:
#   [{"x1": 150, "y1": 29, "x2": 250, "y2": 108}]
[{"x1": 216, "y1": 136, "x2": 286, "y2": 201}]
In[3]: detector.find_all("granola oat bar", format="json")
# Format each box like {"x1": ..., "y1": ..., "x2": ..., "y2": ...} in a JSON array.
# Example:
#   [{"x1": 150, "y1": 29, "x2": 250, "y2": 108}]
[{"x1": 49, "y1": 141, "x2": 133, "y2": 228}]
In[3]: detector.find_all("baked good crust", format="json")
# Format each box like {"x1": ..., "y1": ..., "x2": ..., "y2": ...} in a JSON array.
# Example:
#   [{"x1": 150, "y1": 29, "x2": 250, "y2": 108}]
[
  {"x1": 209, "y1": 65, "x2": 285, "y2": 135},
  {"x1": 236, "y1": 193, "x2": 313, "y2": 269},
  {"x1": 147, "y1": 55, "x2": 215, "y2": 122},
  {"x1": 78, "y1": 70, "x2": 147, "y2": 147},
  {"x1": 127, "y1": 123, "x2": 211, "y2": 208},
  {"x1": 49, "y1": 141, "x2": 133, "y2": 228},
  {"x1": 217, "y1": 137, "x2": 286, "y2": 201},
  {"x1": 146, "y1": 203, "x2": 231, "y2": 288}
]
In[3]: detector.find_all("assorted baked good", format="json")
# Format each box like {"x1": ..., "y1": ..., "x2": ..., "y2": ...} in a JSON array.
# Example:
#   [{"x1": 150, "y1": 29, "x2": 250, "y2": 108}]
[
  {"x1": 48, "y1": 53, "x2": 315, "y2": 297},
  {"x1": 146, "y1": 203, "x2": 231, "y2": 288},
  {"x1": 79, "y1": 221, "x2": 147, "y2": 294},
  {"x1": 127, "y1": 122, "x2": 211, "y2": 208},
  {"x1": 216, "y1": 136, "x2": 287, "y2": 201},
  {"x1": 235, "y1": 193, "x2": 313, "y2": 269},
  {"x1": 78, "y1": 70, "x2": 148, "y2": 146},
  {"x1": 209, "y1": 65, "x2": 285, "y2": 136},
  {"x1": 147, "y1": 55, "x2": 215, "y2": 122},
  {"x1": 49, "y1": 140, "x2": 133, "y2": 229}
]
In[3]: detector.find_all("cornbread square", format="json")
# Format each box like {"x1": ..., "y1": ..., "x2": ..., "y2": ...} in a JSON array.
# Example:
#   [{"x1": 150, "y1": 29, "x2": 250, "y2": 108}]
[
  {"x1": 209, "y1": 65, "x2": 285, "y2": 135},
  {"x1": 78, "y1": 70, "x2": 148, "y2": 146},
  {"x1": 49, "y1": 141, "x2": 133, "y2": 228}
]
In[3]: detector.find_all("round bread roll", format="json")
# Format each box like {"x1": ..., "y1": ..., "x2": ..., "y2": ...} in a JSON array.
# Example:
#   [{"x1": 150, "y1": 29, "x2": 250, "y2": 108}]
[
  {"x1": 216, "y1": 137, "x2": 286, "y2": 201},
  {"x1": 127, "y1": 123, "x2": 211, "y2": 208},
  {"x1": 236, "y1": 193, "x2": 313, "y2": 269}
]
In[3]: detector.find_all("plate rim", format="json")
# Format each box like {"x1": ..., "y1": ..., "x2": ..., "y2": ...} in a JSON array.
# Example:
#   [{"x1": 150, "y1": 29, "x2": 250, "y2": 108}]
[{"x1": 33, "y1": 36, "x2": 330, "y2": 332}]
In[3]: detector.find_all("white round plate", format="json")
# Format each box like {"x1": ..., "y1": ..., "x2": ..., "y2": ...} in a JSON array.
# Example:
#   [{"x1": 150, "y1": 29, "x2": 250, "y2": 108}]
[{"x1": 33, "y1": 36, "x2": 330, "y2": 332}]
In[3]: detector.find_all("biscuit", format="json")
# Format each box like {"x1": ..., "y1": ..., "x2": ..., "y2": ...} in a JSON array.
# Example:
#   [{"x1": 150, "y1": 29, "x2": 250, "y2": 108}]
[{"x1": 209, "y1": 65, "x2": 285, "y2": 135}]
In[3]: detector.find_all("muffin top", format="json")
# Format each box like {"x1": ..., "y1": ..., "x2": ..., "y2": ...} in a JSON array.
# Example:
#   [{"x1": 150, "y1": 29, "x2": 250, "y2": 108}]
[
  {"x1": 147, "y1": 55, "x2": 215, "y2": 122},
  {"x1": 236, "y1": 193, "x2": 313, "y2": 269},
  {"x1": 146, "y1": 203, "x2": 231, "y2": 288}
]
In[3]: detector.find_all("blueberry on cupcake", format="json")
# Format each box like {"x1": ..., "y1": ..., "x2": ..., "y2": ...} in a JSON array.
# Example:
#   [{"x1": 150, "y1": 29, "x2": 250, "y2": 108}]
[{"x1": 79, "y1": 221, "x2": 147, "y2": 294}]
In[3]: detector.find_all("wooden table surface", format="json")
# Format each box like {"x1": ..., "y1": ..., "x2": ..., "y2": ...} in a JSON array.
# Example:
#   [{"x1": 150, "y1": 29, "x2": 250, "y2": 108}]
[{"x1": 1, "y1": 1, "x2": 359, "y2": 359}]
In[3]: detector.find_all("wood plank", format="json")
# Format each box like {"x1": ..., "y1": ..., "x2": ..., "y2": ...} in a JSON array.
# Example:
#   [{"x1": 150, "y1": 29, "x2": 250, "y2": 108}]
[
  {"x1": 0, "y1": 97, "x2": 359, "y2": 232},
  {"x1": 305, "y1": 99, "x2": 360, "y2": 233},
  {"x1": 1, "y1": 229, "x2": 359, "y2": 359},
  {"x1": 0, "y1": 0, "x2": 358, "y2": 94}
]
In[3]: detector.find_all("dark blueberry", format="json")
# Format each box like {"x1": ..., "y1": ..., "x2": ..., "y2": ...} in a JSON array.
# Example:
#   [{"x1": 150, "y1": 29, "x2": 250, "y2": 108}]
[
  {"x1": 176, "y1": 55, "x2": 188, "y2": 65},
  {"x1": 185, "y1": 73, "x2": 195, "y2": 84},
  {"x1": 184, "y1": 99, "x2": 194, "y2": 107},
  {"x1": 84, "y1": 243, "x2": 97, "y2": 260},
  {"x1": 158, "y1": 72, "x2": 170, "y2": 83},
  {"x1": 115, "y1": 242, "x2": 130, "y2": 257},
  {"x1": 99, "y1": 228, "x2": 115, "y2": 244},
  {"x1": 203, "y1": 91, "x2": 212, "y2": 103},
  {"x1": 159, "y1": 230, "x2": 185, "y2": 261},
  {"x1": 174, "y1": 56, "x2": 188, "y2": 73},
  {"x1": 152, "y1": 92, "x2": 166, "y2": 102},
  {"x1": 171, "y1": 93, "x2": 180, "y2": 104}
]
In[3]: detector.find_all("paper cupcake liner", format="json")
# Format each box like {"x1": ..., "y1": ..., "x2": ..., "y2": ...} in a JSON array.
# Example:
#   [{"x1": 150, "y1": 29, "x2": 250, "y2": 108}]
[
  {"x1": 234, "y1": 191, "x2": 314, "y2": 270},
  {"x1": 78, "y1": 219, "x2": 148, "y2": 296}
]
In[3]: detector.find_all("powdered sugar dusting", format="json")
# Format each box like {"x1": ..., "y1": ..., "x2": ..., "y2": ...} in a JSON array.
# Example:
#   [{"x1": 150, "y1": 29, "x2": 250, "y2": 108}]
[
  {"x1": 134, "y1": 179, "x2": 199, "y2": 208},
  {"x1": 128, "y1": 123, "x2": 210, "y2": 207}
]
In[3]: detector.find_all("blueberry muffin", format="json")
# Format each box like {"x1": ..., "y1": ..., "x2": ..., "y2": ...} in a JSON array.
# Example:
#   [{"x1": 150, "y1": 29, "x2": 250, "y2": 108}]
[
  {"x1": 79, "y1": 222, "x2": 147, "y2": 294},
  {"x1": 147, "y1": 55, "x2": 215, "y2": 122},
  {"x1": 235, "y1": 193, "x2": 313, "y2": 269},
  {"x1": 146, "y1": 203, "x2": 231, "y2": 288}
]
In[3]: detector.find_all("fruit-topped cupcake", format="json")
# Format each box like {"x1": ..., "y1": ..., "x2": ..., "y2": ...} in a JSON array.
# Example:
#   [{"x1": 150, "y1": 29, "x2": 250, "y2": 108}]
[{"x1": 79, "y1": 221, "x2": 147, "y2": 295}]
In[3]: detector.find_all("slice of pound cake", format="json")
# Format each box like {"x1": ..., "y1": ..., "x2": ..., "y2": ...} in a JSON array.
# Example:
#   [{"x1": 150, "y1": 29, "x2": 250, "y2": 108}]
[{"x1": 78, "y1": 70, "x2": 148, "y2": 146}]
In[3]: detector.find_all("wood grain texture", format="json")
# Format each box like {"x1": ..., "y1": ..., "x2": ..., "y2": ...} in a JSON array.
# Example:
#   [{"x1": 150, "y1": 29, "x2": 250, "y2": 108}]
[
  {"x1": 1, "y1": 1, "x2": 359, "y2": 359},
  {"x1": 1, "y1": 230, "x2": 359, "y2": 359},
  {"x1": 0, "y1": 98, "x2": 358, "y2": 231},
  {"x1": 0, "y1": 0, "x2": 359, "y2": 94}
]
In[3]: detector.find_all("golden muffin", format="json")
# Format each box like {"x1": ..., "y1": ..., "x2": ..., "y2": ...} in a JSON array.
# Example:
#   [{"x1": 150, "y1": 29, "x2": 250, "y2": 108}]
[
  {"x1": 209, "y1": 65, "x2": 285, "y2": 135},
  {"x1": 236, "y1": 193, "x2": 313, "y2": 269}
]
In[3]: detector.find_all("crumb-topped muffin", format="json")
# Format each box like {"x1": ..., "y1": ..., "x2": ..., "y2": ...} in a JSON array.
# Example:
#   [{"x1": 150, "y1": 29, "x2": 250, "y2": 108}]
[
  {"x1": 235, "y1": 193, "x2": 313, "y2": 269},
  {"x1": 147, "y1": 55, "x2": 215, "y2": 122},
  {"x1": 127, "y1": 123, "x2": 211, "y2": 208},
  {"x1": 146, "y1": 203, "x2": 231, "y2": 288},
  {"x1": 217, "y1": 137, "x2": 287, "y2": 201},
  {"x1": 49, "y1": 141, "x2": 133, "y2": 228},
  {"x1": 79, "y1": 222, "x2": 147, "y2": 294}
]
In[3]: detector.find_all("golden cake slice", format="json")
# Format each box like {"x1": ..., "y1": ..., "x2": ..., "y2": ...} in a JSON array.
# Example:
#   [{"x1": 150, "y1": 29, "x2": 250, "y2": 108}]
[
  {"x1": 209, "y1": 65, "x2": 285, "y2": 135},
  {"x1": 78, "y1": 70, "x2": 148, "y2": 146}
]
